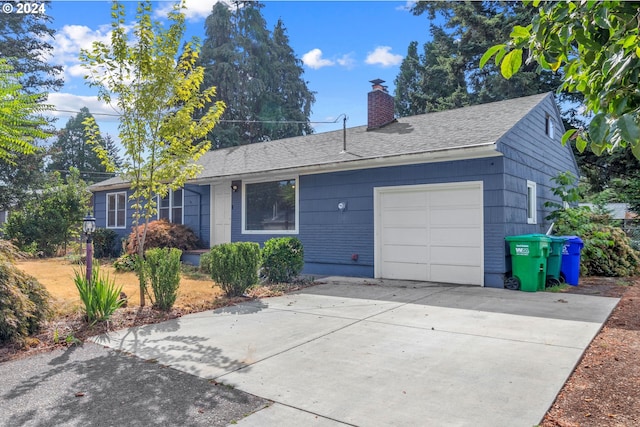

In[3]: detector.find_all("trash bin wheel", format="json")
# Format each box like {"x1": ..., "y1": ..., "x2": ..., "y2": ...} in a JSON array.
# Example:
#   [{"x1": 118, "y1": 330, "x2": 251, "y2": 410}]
[
  {"x1": 546, "y1": 277, "x2": 561, "y2": 288},
  {"x1": 504, "y1": 276, "x2": 520, "y2": 291}
]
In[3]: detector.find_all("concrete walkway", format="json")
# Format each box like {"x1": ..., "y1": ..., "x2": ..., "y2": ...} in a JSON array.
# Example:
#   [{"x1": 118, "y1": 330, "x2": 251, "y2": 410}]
[{"x1": 91, "y1": 278, "x2": 619, "y2": 427}]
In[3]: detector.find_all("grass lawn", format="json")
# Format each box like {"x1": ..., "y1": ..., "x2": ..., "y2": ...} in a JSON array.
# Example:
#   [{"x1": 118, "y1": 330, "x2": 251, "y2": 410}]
[{"x1": 14, "y1": 258, "x2": 224, "y2": 316}]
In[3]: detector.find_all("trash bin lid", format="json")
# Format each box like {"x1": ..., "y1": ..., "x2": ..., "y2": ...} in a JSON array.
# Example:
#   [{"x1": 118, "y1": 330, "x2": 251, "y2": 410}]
[
  {"x1": 505, "y1": 233, "x2": 552, "y2": 242},
  {"x1": 548, "y1": 236, "x2": 567, "y2": 243}
]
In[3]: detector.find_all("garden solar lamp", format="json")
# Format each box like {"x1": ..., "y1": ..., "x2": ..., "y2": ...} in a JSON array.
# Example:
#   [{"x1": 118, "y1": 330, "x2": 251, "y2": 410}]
[{"x1": 82, "y1": 213, "x2": 96, "y2": 284}]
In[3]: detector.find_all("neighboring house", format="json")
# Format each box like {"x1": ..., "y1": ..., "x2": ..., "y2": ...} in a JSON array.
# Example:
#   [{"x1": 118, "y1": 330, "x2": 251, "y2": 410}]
[{"x1": 89, "y1": 81, "x2": 579, "y2": 288}]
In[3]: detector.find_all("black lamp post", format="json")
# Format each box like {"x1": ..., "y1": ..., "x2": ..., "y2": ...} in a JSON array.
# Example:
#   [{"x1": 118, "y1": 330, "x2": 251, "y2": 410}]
[{"x1": 82, "y1": 213, "x2": 96, "y2": 284}]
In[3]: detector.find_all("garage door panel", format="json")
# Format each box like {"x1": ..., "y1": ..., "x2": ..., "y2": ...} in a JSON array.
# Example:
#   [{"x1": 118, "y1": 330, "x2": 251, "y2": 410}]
[
  {"x1": 384, "y1": 228, "x2": 429, "y2": 245},
  {"x1": 430, "y1": 228, "x2": 482, "y2": 246},
  {"x1": 430, "y1": 246, "x2": 482, "y2": 266},
  {"x1": 382, "y1": 245, "x2": 428, "y2": 263},
  {"x1": 429, "y1": 188, "x2": 481, "y2": 206},
  {"x1": 381, "y1": 192, "x2": 427, "y2": 208},
  {"x1": 430, "y1": 264, "x2": 481, "y2": 285},
  {"x1": 430, "y1": 207, "x2": 482, "y2": 226},
  {"x1": 382, "y1": 262, "x2": 429, "y2": 281},
  {"x1": 381, "y1": 209, "x2": 428, "y2": 227},
  {"x1": 376, "y1": 182, "x2": 483, "y2": 286}
]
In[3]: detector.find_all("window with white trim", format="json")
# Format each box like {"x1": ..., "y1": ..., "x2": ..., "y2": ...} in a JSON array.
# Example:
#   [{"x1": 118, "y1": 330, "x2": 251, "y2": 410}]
[
  {"x1": 527, "y1": 180, "x2": 537, "y2": 224},
  {"x1": 107, "y1": 192, "x2": 127, "y2": 228},
  {"x1": 244, "y1": 178, "x2": 297, "y2": 233},
  {"x1": 545, "y1": 114, "x2": 554, "y2": 139},
  {"x1": 158, "y1": 189, "x2": 183, "y2": 224}
]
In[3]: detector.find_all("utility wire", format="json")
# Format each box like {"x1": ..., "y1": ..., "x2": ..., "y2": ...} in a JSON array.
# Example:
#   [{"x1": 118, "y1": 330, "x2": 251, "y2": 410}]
[{"x1": 52, "y1": 109, "x2": 347, "y2": 124}]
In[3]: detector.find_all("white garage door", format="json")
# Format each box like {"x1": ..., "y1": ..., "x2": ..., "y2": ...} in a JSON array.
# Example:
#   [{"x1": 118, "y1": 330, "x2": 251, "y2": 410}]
[{"x1": 374, "y1": 182, "x2": 484, "y2": 286}]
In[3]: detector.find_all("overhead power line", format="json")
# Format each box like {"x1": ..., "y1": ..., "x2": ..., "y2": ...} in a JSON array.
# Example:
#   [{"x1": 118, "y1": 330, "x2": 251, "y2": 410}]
[{"x1": 51, "y1": 109, "x2": 347, "y2": 125}]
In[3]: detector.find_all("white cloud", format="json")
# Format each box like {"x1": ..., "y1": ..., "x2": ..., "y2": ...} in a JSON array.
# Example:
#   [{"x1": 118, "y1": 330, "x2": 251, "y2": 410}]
[
  {"x1": 397, "y1": 1, "x2": 417, "y2": 11},
  {"x1": 337, "y1": 53, "x2": 356, "y2": 70},
  {"x1": 365, "y1": 46, "x2": 403, "y2": 67},
  {"x1": 46, "y1": 93, "x2": 121, "y2": 123},
  {"x1": 302, "y1": 49, "x2": 335, "y2": 69},
  {"x1": 155, "y1": 0, "x2": 229, "y2": 21}
]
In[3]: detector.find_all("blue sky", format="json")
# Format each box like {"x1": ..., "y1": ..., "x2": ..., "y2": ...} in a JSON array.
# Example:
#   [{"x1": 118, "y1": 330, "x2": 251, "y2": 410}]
[{"x1": 41, "y1": 0, "x2": 433, "y2": 138}]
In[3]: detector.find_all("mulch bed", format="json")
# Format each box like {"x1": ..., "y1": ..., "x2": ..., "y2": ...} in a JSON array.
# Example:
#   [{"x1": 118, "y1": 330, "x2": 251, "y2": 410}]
[{"x1": 541, "y1": 277, "x2": 640, "y2": 426}]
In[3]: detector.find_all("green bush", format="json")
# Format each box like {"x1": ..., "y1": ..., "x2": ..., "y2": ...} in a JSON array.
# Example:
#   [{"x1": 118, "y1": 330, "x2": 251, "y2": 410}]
[
  {"x1": 209, "y1": 242, "x2": 261, "y2": 297},
  {"x1": 113, "y1": 253, "x2": 137, "y2": 272},
  {"x1": 199, "y1": 250, "x2": 213, "y2": 275},
  {"x1": 551, "y1": 206, "x2": 640, "y2": 277},
  {"x1": 74, "y1": 264, "x2": 125, "y2": 325},
  {"x1": 261, "y1": 237, "x2": 304, "y2": 283},
  {"x1": 144, "y1": 247, "x2": 182, "y2": 311},
  {"x1": 93, "y1": 228, "x2": 119, "y2": 258},
  {"x1": 0, "y1": 251, "x2": 52, "y2": 343}
]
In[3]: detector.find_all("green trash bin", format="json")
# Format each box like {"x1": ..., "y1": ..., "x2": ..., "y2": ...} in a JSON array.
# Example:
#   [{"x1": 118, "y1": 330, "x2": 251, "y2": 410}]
[
  {"x1": 546, "y1": 236, "x2": 567, "y2": 287},
  {"x1": 505, "y1": 234, "x2": 551, "y2": 292}
]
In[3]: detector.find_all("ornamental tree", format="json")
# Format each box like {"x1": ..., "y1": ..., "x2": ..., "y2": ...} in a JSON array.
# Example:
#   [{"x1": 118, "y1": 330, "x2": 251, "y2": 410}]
[
  {"x1": 0, "y1": 60, "x2": 50, "y2": 164},
  {"x1": 482, "y1": 1, "x2": 640, "y2": 158},
  {"x1": 80, "y1": 1, "x2": 225, "y2": 306}
]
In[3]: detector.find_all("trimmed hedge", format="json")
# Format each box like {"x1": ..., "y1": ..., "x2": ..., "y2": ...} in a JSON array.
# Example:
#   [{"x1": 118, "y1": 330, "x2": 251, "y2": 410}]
[
  {"x1": 145, "y1": 247, "x2": 182, "y2": 311},
  {"x1": 261, "y1": 237, "x2": 304, "y2": 283},
  {"x1": 209, "y1": 242, "x2": 261, "y2": 297}
]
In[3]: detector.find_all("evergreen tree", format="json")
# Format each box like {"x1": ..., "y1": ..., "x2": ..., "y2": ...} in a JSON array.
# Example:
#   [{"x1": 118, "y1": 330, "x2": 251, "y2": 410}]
[
  {"x1": 199, "y1": 1, "x2": 315, "y2": 147},
  {"x1": 47, "y1": 107, "x2": 118, "y2": 182},
  {"x1": 0, "y1": 1, "x2": 63, "y2": 94},
  {"x1": 395, "y1": 1, "x2": 564, "y2": 116}
]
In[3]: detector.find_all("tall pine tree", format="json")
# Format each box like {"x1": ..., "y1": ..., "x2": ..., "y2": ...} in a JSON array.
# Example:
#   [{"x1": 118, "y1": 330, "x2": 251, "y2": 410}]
[
  {"x1": 199, "y1": 1, "x2": 315, "y2": 147},
  {"x1": 47, "y1": 108, "x2": 120, "y2": 182},
  {"x1": 395, "y1": 1, "x2": 563, "y2": 116}
]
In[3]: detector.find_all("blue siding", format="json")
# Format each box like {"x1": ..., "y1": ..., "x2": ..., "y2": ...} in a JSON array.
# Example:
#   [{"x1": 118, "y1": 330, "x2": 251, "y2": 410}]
[
  {"x1": 92, "y1": 183, "x2": 211, "y2": 254},
  {"x1": 232, "y1": 157, "x2": 507, "y2": 287},
  {"x1": 497, "y1": 95, "x2": 580, "y2": 279}
]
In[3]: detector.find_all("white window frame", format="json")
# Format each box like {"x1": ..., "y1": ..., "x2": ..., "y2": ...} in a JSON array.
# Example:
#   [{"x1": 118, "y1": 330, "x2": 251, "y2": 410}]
[
  {"x1": 545, "y1": 114, "x2": 554, "y2": 139},
  {"x1": 527, "y1": 180, "x2": 537, "y2": 224},
  {"x1": 242, "y1": 176, "x2": 299, "y2": 234},
  {"x1": 106, "y1": 191, "x2": 127, "y2": 229},
  {"x1": 157, "y1": 188, "x2": 184, "y2": 224}
]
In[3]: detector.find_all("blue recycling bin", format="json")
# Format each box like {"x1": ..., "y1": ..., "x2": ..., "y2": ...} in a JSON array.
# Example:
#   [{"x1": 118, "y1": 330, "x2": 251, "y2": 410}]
[{"x1": 559, "y1": 236, "x2": 583, "y2": 286}]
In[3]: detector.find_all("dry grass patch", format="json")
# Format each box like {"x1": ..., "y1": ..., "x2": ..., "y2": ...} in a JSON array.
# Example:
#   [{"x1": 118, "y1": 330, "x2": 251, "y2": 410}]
[{"x1": 14, "y1": 258, "x2": 223, "y2": 316}]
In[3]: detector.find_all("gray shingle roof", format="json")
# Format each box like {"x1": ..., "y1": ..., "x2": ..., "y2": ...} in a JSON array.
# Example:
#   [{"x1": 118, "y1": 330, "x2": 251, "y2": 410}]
[{"x1": 90, "y1": 92, "x2": 550, "y2": 190}]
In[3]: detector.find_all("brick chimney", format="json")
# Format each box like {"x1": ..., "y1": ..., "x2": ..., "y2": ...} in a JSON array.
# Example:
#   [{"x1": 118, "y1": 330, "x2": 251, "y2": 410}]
[{"x1": 367, "y1": 78, "x2": 395, "y2": 130}]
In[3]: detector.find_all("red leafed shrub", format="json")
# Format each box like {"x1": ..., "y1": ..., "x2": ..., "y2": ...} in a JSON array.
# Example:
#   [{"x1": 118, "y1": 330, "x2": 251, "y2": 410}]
[{"x1": 126, "y1": 220, "x2": 202, "y2": 254}]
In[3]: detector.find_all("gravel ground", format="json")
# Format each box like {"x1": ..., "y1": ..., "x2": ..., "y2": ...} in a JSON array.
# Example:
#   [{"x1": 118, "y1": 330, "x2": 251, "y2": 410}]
[{"x1": 0, "y1": 342, "x2": 269, "y2": 427}]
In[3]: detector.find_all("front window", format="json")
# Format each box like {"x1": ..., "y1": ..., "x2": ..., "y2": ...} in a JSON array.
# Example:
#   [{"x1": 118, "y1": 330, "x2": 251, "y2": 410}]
[
  {"x1": 527, "y1": 180, "x2": 537, "y2": 224},
  {"x1": 107, "y1": 192, "x2": 126, "y2": 228},
  {"x1": 244, "y1": 178, "x2": 297, "y2": 233},
  {"x1": 158, "y1": 189, "x2": 183, "y2": 224}
]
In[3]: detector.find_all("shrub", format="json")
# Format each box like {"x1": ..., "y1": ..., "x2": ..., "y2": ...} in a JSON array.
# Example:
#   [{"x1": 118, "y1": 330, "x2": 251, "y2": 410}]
[
  {"x1": 0, "y1": 241, "x2": 52, "y2": 343},
  {"x1": 199, "y1": 250, "x2": 213, "y2": 275},
  {"x1": 113, "y1": 253, "x2": 137, "y2": 272},
  {"x1": 126, "y1": 220, "x2": 201, "y2": 254},
  {"x1": 261, "y1": 237, "x2": 304, "y2": 283},
  {"x1": 552, "y1": 206, "x2": 640, "y2": 277},
  {"x1": 93, "y1": 228, "x2": 119, "y2": 258},
  {"x1": 74, "y1": 264, "x2": 125, "y2": 325},
  {"x1": 144, "y1": 247, "x2": 182, "y2": 311},
  {"x1": 209, "y1": 242, "x2": 261, "y2": 297}
]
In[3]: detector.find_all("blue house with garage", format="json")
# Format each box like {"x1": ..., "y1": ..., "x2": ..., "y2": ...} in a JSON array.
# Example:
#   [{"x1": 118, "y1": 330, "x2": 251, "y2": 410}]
[{"x1": 89, "y1": 81, "x2": 579, "y2": 288}]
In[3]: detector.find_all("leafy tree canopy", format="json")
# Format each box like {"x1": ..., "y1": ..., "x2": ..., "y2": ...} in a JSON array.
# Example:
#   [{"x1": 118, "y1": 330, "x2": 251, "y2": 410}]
[
  {"x1": 80, "y1": 0, "x2": 225, "y2": 306},
  {"x1": 483, "y1": 0, "x2": 640, "y2": 158},
  {"x1": 0, "y1": 60, "x2": 51, "y2": 164}
]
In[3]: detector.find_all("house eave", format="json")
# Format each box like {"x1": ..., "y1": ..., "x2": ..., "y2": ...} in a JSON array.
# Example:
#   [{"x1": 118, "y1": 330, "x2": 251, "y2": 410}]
[{"x1": 190, "y1": 142, "x2": 501, "y2": 184}]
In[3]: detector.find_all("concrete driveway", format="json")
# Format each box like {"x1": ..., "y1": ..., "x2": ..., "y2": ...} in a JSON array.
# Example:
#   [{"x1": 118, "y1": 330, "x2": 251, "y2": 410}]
[{"x1": 92, "y1": 277, "x2": 619, "y2": 427}]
